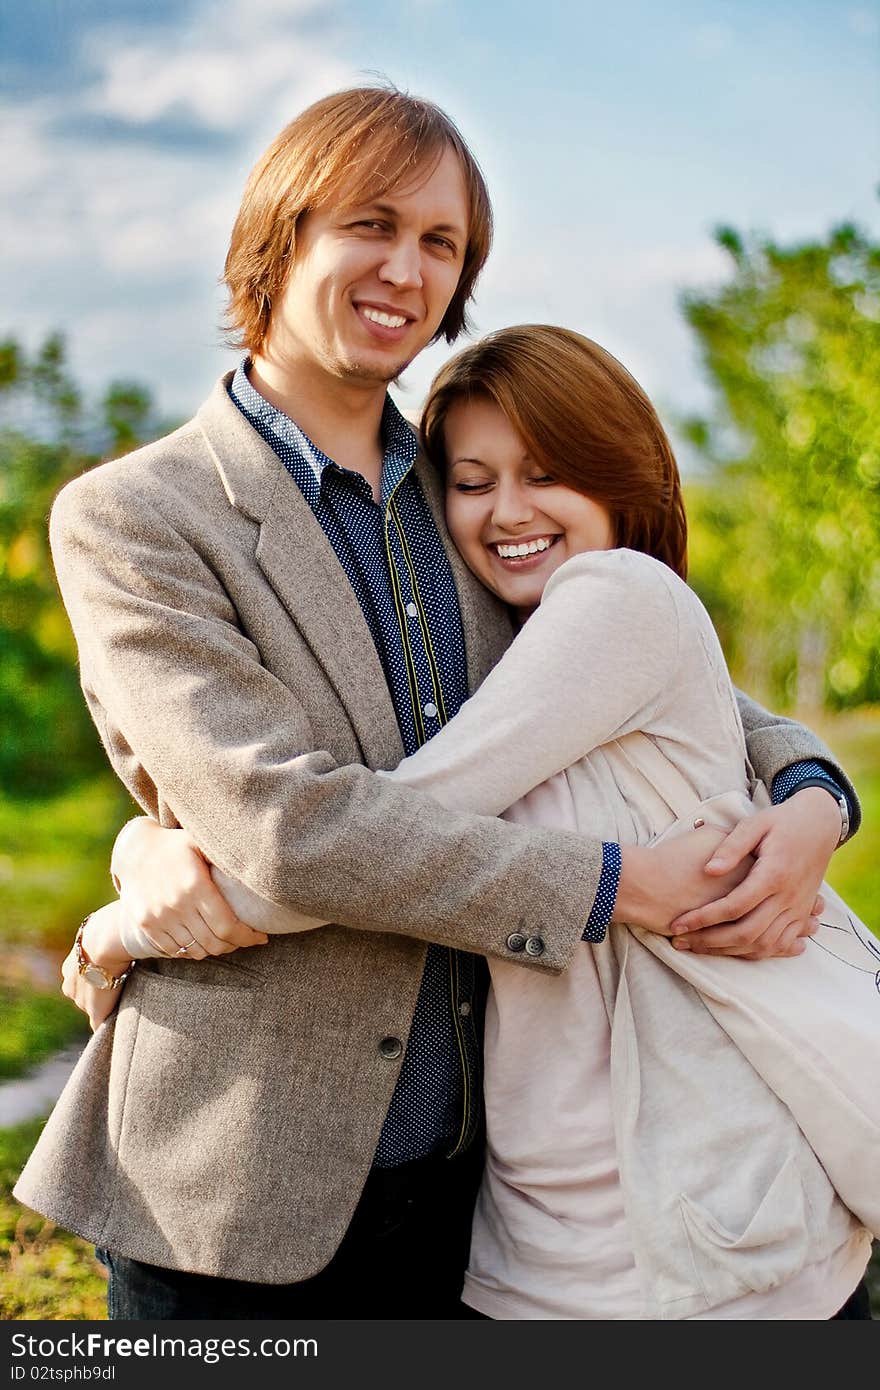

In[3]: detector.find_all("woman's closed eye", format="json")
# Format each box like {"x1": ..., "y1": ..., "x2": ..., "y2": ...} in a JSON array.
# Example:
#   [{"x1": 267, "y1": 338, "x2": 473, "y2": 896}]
[{"x1": 452, "y1": 473, "x2": 556, "y2": 493}]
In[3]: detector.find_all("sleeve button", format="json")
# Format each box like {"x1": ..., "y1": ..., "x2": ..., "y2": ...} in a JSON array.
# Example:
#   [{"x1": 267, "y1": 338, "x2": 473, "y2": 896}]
[
  {"x1": 524, "y1": 935, "x2": 545, "y2": 958},
  {"x1": 505, "y1": 932, "x2": 527, "y2": 953}
]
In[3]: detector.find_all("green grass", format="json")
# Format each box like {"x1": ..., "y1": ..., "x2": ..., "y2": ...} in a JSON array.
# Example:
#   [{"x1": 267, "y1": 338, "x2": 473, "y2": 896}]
[
  {"x1": 0, "y1": 1118, "x2": 107, "y2": 1320},
  {"x1": 0, "y1": 989, "x2": 87, "y2": 1081},
  {"x1": 809, "y1": 708, "x2": 880, "y2": 934},
  {"x1": 0, "y1": 775, "x2": 135, "y2": 953}
]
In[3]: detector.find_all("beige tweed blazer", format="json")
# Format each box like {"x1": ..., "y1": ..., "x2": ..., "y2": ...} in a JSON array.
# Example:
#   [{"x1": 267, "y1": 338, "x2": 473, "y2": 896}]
[{"x1": 14, "y1": 374, "x2": 855, "y2": 1282}]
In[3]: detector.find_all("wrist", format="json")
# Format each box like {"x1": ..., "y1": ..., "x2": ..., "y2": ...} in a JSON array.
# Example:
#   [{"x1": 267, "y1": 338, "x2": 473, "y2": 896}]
[
  {"x1": 613, "y1": 845, "x2": 655, "y2": 928},
  {"x1": 789, "y1": 785, "x2": 844, "y2": 850},
  {"x1": 81, "y1": 904, "x2": 135, "y2": 977}
]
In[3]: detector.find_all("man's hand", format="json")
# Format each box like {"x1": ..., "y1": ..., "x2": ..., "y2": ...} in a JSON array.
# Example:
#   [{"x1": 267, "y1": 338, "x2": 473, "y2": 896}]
[{"x1": 667, "y1": 787, "x2": 839, "y2": 958}]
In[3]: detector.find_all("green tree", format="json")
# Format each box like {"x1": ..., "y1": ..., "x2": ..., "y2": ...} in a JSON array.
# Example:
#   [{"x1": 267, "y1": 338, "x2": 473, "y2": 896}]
[
  {"x1": 0, "y1": 335, "x2": 160, "y2": 796},
  {"x1": 682, "y1": 221, "x2": 880, "y2": 711}
]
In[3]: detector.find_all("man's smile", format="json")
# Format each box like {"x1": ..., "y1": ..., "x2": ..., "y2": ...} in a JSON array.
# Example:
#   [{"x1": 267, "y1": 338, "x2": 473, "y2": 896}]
[{"x1": 353, "y1": 299, "x2": 418, "y2": 342}]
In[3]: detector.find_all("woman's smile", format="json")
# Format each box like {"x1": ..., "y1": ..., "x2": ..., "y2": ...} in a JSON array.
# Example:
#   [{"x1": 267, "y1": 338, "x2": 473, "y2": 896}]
[{"x1": 442, "y1": 396, "x2": 615, "y2": 623}]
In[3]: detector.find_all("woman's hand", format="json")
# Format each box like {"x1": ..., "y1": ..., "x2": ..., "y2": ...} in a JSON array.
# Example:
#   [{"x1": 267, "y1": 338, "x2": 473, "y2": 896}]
[
  {"x1": 111, "y1": 817, "x2": 269, "y2": 959},
  {"x1": 667, "y1": 787, "x2": 838, "y2": 958},
  {"x1": 61, "y1": 902, "x2": 130, "y2": 1031}
]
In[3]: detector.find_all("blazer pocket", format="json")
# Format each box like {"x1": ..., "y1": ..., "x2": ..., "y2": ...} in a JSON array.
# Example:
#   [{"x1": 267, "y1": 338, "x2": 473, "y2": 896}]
[
  {"x1": 679, "y1": 1155, "x2": 810, "y2": 1306},
  {"x1": 112, "y1": 969, "x2": 274, "y2": 1220},
  {"x1": 130, "y1": 965, "x2": 264, "y2": 1042}
]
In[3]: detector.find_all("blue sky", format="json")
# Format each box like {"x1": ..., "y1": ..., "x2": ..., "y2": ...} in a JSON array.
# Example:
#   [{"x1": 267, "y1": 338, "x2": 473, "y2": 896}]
[{"x1": 2, "y1": 0, "x2": 878, "y2": 451}]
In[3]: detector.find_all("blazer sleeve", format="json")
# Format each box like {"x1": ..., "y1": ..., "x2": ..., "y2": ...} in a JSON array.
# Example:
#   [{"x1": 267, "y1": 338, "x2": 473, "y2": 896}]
[
  {"x1": 735, "y1": 691, "x2": 861, "y2": 834},
  {"x1": 49, "y1": 471, "x2": 602, "y2": 973}
]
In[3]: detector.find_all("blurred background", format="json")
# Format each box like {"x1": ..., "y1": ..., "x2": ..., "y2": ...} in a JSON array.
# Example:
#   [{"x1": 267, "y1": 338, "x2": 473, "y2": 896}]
[{"x1": 1, "y1": 0, "x2": 878, "y2": 1318}]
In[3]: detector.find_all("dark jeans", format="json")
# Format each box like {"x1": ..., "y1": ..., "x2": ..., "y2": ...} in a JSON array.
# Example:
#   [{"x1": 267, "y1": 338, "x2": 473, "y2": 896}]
[
  {"x1": 98, "y1": 1145, "x2": 484, "y2": 1320},
  {"x1": 831, "y1": 1280, "x2": 873, "y2": 1319}
]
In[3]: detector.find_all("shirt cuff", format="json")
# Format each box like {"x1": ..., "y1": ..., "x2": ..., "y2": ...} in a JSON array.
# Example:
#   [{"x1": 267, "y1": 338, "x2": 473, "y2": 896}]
[
  {"x1": 770, "y1": 759, "x2": 853, "y2": 826},
  {"x1": 583, "y1": 842, "x2": 620, "y2": 943}
]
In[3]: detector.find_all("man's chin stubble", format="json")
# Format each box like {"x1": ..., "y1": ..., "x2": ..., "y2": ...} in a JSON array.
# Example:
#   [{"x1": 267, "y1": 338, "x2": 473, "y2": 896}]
[{"x1": 342, "y1": 354, "x2": 414, "y2": 385}]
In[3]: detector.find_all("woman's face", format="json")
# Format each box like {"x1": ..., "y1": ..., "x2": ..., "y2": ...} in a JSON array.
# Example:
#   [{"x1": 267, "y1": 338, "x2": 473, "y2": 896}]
[{"x1": 443, "y1": 395, "x2": 615, "y2": 623}]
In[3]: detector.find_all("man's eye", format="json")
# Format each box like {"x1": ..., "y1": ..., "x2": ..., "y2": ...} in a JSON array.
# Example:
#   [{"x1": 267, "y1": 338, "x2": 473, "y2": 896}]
[
  {"x1": 352, "y1": 220, "x2": 386, "y2": 232},
  {"x1": 428, "y1": 236, "x2": 457, "y2": 254}
]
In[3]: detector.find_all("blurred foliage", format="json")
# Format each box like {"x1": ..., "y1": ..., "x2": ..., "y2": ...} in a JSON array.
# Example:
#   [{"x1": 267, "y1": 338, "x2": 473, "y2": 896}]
[
  {"x1": 682, "y1": 220, "x2": 880, "y2": 711},
  {"x1": 0, "y1": 334, "x2": 164, "y2": 797}
]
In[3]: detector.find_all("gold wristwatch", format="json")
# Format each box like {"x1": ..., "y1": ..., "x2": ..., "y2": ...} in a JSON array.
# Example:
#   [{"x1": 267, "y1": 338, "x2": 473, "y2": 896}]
[{"x1": 74, "y1": 915, "x2": 135, "y2": 990}]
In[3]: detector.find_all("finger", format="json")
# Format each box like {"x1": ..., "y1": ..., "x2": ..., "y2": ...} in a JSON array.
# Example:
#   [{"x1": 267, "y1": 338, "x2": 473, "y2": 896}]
[
  {"x1": 677, "y1": 908, "x2": 814, "y2": 958},
  {"x1": 145, "y1": 919, "x2": 209, "y2": 960},
  {"x1": 672, "y1": 902, "x2": 782, "y2": 951},
  {"x1": 679, "y1": 938, "x2": 807, "y2": 959},
  {"x1": 812, "y1": 894, "x2": 824, "y2": 916},
  {"x1": 189, "y1": 882, "x2": 262, "y2": 944},
  {"x1": 703, "y1": 816, "x2": 769, "y2": 875},
  {"x1": 180, "y1": 906, "x2": 262, "y2": 957},
  {"x1": 670, "y1": 872, "x2": 777, "y2": 935},
  {"x1": 191, "y1": 893, "x2": 268, "y2": 951}
]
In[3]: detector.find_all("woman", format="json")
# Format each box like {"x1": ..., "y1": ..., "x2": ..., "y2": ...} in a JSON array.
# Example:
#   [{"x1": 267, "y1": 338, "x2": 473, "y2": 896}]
[{"x1": 65, "y1": 326, "x2": 873, "y2": 1318}]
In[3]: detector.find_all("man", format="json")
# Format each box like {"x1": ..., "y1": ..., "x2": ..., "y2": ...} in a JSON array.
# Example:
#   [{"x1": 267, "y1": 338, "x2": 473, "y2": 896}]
[{"x1": 15, "y1": 86, "x2": 858, "y2": 1319}]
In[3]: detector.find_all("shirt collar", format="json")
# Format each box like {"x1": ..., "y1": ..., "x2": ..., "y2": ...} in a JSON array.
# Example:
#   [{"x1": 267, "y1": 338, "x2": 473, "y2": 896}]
[{"x1": 229, "y1": 358, "x2": 418, "y2": 506}]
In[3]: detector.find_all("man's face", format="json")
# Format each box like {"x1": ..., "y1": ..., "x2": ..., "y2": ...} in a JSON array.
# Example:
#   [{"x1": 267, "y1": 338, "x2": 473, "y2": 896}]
[{"x1": 265, "y1": 145, "x2": 470, "y2": 386}]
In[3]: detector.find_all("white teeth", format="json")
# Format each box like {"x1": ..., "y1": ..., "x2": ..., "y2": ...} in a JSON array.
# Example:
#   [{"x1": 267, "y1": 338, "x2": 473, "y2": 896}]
[
  {"x1": 362, "y1": 308, "x2": 407, "y2": 328},
  {"x1": 495, "y1": 538, "x2": 554, "y2": 558}
]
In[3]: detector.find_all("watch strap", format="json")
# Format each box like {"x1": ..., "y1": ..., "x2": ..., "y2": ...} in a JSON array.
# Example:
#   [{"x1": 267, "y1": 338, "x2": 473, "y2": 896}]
[{"x1": 74, "y1": 915, "x2": 135, "y2": 990}]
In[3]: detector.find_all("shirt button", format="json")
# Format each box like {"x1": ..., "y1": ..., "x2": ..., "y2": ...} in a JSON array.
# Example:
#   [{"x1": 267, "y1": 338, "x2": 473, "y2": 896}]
[
  {"x1": 379, "y1": 1036, "x2": 403, "y2": 1060},
  {"x1": 458, "y1": 1001, "x2": 472, "y2": 1017},
  {"x1": 506, "y1": 932, "x2": 527, "y2": 953},
  {"x1": 525, "y1": 935, "x2": 545, "y2": 958},
  {"x1": 423, "y1": 702, "x2": 438, "y2": 718},
  {"x1": 406, "y1": 602, "x2": 418, "y2": 618}
]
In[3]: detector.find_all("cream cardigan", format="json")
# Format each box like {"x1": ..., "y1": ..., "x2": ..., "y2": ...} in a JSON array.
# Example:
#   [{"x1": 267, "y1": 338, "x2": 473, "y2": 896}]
[{"x1": 383, "y1": 548, "x2": 870, "y2": 1319}]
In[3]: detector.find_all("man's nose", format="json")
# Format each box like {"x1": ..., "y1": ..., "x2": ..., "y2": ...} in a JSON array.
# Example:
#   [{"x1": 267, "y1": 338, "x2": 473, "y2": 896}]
[
  {"x1": 378, "y1": 236, "x2": 423, "y2": 290},
  {"x1": 491, "y1": 481, "x2": 535, "y2": 531}
]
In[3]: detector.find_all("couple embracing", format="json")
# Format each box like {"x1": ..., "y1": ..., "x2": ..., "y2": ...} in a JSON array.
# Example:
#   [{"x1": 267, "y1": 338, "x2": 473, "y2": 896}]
[{"x1": 16, "y1": 85, "x2": 874, "y2": 1320}]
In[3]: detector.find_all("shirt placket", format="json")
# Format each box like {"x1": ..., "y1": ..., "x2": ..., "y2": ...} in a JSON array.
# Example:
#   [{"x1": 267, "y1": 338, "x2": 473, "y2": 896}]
[{"x1": 383, "y1": 489, "x2": 481, "y2": 1157}]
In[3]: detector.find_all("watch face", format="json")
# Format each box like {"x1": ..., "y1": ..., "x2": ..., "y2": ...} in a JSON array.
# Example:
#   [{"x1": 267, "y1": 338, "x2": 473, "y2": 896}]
[{"x1": 82, "y1": 963, "x2": 113, "y2": 989}]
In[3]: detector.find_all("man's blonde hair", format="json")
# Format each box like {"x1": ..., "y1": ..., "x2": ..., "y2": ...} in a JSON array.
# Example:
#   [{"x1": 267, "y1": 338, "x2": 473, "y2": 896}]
[{"x1": 224, "y1": 85, "x2": 493, "y2": 354}]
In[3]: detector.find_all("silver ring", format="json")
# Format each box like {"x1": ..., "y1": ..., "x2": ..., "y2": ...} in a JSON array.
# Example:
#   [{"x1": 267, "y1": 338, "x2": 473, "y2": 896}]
[{"x1": 174, "y1": 938, "x2": 197, "y2": 957}]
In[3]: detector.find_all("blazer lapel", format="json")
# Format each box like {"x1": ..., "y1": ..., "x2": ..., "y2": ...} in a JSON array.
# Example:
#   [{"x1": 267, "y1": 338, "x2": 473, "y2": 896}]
[
  {"x1": 196, "y1": 377, "x2": 513, "y2": 767},
  {"x1": 197, "y1": 377, "x2": 402, "y2": 769}
]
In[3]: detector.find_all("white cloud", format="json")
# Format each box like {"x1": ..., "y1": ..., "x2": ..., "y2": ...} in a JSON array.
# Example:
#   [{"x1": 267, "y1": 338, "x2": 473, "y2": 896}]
[
  {"x1": 848, "y1": 8, "x2": 880, "y2": 38},
  {"x1": 0, "y1": 0, "x2": 359, "y2": 412}
]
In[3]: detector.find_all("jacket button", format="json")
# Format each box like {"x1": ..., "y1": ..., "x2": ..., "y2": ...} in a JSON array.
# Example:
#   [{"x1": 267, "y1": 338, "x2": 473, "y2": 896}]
[
  {"x1": 379, "y1": 1036, "x2": 403, "y2": 1060},
  {"x1": 506, "y1": 932, "x2": 527, "y2": 953},
  {"x1": 525, "y1": 935, "x2": 545, "y2": 958}
]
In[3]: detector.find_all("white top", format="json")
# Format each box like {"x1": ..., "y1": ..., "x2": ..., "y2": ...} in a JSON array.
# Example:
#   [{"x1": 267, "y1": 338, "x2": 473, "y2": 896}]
[{"x1": 384, "y1": 548, "x2": 869, "y2": 1319}]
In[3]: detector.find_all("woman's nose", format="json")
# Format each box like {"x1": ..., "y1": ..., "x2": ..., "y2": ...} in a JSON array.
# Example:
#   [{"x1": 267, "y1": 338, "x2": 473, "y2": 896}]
[{"x1": 491, "y1": 481, "x2": 535, "y2": 531}]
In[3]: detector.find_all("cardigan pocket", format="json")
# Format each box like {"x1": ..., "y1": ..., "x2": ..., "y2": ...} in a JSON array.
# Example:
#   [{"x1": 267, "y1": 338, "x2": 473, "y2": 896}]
[{"x1": 678, "y1": 1154, "x2": 810, "y2": 1305}]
